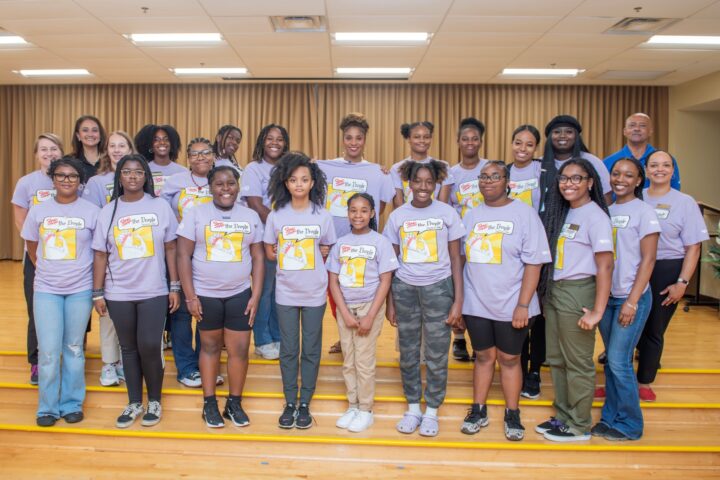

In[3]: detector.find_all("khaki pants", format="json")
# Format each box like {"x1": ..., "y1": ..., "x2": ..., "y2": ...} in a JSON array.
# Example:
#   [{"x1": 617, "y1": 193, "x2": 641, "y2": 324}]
[
  {"x1": 545, "y1": 277, "x2": 597, "y2": 434},
  {"x1": 99, "y1": 314, "x2": 121, "y2": 364},
  {"x1": 336, "y1": 301, "x2": 386, "y2": 411}
]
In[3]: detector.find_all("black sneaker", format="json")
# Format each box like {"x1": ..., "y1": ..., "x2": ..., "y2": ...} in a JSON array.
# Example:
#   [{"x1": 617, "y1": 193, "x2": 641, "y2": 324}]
[
  {"x1": 202, "y1": 399, "x2": 225, "y2": 428},
  {"x1": 36, "y1": 415, "x2": 56, "y2": 427},
  {"x1": 535, "y1": 416, "x2": 564, "y2": 434},
  {"x1": 504, "y1": 408, "x2": 525, "y2": 441},
  {"x1": 460, "y1": 405, "x2": 488, "y2": 435},
  {"x1": 605, "y1": 427, "x2": 630, "y2": 441},
  {"x1": 141, "y1": 400, "x2": 162, "y2": 427},
  {"x1": 598, "y1": 351, "x2": 607, "y2": 364},
  {"x1": 30, "y1": 364, "x2": 38, "y2": 385},
  {"x1": 452, "y1": 338, "x2": 471, "y2": 362},
  {"x1": 116, "y1": 402, "x2": 144, "y2": 428},
  {"x1": 223, "y1": 397, "x2": 250, "y2": 427},
  {"x1": 295, "y1": 403, "x2": 314, "y2": 429},
  {"x1": 543, "y1": 424, "x2": 591, "y2": 442},
  {"x1": 62, "y1": 411, "x2": 84, "y2": 424},
  {"x1": 590, "y1": 422, "x2": 610, "y2": 437},
  {"x1": 278, "y1": 403, "x2": 297, "y2": 429},
  {"x1": 521, "y1": 372, "x2": 541, "y2": 399}
]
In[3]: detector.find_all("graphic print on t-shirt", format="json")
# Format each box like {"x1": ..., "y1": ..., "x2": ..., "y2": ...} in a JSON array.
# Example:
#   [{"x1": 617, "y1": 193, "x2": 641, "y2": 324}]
[
  {"x1": 555, "y1": 223, "x2": 579, "y2": 270},
  {"x1": 455, "y1": 180, "x2": 484, "y2": 218},
  {"x1": 611, "y1": 215, "x2": 630, "y2": 261},
  {"x1": 278, "y1": 225, "x2": 320, "y2": 271},
  {"x1": 465, "y1": 221, "x2": 514, "y2": 264},
  {"x1": 400, "y1": 218, "x2": 441, "y2": 263},
  {"x1": 178, "y1": 186, "x2": 212, "y2": 219},
  {"x1": 509, "y1": 178, "x2": 539, "y2": 207},
  {"x1": 338, "y1": 244, "x2": 376, "y2": 288},
  {"x1": 152, "y1": 173, "x2": 167, "y2": 196},
  {"x1": 654, "y1": 203, "x2": 670, "y2": 220},
  {"x1": 39, "y1": 216, "x2": 84, "y2": 260},
  {"x1": 326, "y1": 177, "x2": 368, "y2": 217},
  {"x1": 113, "y1": 213, "x2": 157, "y2": 260},
  {"x1": 104, "y1": 183, "x2": 114, "y2": 204},
  {"x1": 205, "y1": 220, "x2": 250, "y2": 262},
  {"x1": 33, "y1": 189, "x2": 56, "y2": 206}
]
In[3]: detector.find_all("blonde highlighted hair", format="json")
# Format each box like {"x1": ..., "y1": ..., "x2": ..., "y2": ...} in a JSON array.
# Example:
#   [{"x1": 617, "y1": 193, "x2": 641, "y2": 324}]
[{"x1": 97, "y1": 131, "x2": 137, "y2": 174}]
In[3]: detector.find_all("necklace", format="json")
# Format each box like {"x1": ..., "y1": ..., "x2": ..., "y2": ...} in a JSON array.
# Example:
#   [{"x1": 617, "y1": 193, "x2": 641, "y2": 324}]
[{"x1": 190, "y1": 172, "x2": 208, "y2": 189}]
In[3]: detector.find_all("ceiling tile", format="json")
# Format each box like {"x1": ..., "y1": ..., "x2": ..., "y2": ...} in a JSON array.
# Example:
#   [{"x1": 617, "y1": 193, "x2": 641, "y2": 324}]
[
  {"x1": 198, "y1": 0, "x2": 326, "y2": 16},
  {"x1": 140, "y1": 46, "x2": 243, "y2": 67},
  {"x1": 212, "y1": 16, "x2": 275, "y2": 34},
  {"x1": 533, "y1": 34, "x2": 647, "y2": 48},
  {"x1": 327, "y1": 0, "x2": 452, "y2": 16},
  {"x1": 549, "y1": 16, "x2": 623, "y2": 34},
  {"x1": 440, "y1": 16, "x2": 560, "y2": 33},
  {"x1": 329, "y1": 15, "x2": 442, "y2": 32},
  {"x1": 74, "y1": 0, "x2": 206, "y2": 17},
  {"x1": 691, "y1": 1, "x2": 720, "y2": 18},
  {"x1": 0, "y1": 17, "x2": 110, "y2": 35},
  {"x1": 22, "y1": 34, "x2": 130, "y2": 49},
  {"x1": 331, "y1": 46, "x2": 427, "y2": 64},
  {"x1": 661, "y1": 18, "x2": 720, "y2": 35},
  {"x1": 104, "y1": 17, "x2": 219, "y2": 34},
  {"x1": 570, "y1": 0, "x2": 716, "y2": 18},
  {"x1": 431, "y1": 32, "x2": 542, "y2": 48},
  {"x1": 424, "y1": 45, "x2": 525, "y2": 59},
  {"x1": 448, "y1": 0, "x2": 583, "y2": 16},
  {"x1": 45, "y1": 47, "x2": 148, "y2": 60},
  {"x1": 0, "y1": 0, "x2": 91, "y2": 19},
  {"x1": 225, "y1": 33, "x2": 329, "y2": 49}
]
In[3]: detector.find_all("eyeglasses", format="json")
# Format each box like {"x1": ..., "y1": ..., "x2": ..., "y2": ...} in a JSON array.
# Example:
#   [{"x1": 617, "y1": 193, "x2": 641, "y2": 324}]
[
  {"x1": 53, "y1": 173, "x2": 80, "y2": 182},
  {"x1": 153, "y1": 136, "x2": 169, "y2": 143},
  {"x1": 120, "y1": 169, "x2": 146, "y2": 178},
  {"x1": 189, "y1": 149, "x2": 213, "y2": 159},
  {"x1": 478, "y1": 174, "x2": 507, "y2": 183},
  {"x1": 558, "y1": 174, "x2": 589, "y2": 184}
]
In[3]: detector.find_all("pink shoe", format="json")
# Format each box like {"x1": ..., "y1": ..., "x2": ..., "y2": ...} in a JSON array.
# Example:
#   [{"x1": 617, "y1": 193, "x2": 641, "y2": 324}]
[
  {"x1": 594, "y1": 387, "x2": 606, "y2": 398},
  {"x1": 639, "y1": 386, "x2": 656, "y2": 402}
]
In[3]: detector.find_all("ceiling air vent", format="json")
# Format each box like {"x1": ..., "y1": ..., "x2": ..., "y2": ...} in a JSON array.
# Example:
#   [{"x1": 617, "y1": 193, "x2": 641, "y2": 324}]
[
  {"x1": 604, "y1": 17, "x2": 679, "y2": 35},
  {"x1": 270, "y1": 16, "x2": 327, "y2": 33}
]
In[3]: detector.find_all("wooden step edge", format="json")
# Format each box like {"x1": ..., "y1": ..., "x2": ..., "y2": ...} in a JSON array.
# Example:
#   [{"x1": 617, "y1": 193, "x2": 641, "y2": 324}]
[
  {"x1": 1, "y1": 423, "x2": 718, "y2": 453},
  {"x1": 2, "y1": 382, "x2": 718, "y2": 410},
  {"x1": 1, "y1": 351, "x2": 719, "y2": 375}
]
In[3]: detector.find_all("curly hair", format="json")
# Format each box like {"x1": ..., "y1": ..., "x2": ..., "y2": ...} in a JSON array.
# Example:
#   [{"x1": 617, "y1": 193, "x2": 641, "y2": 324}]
[
  {"x1": 251, "y1": 124, "x2": 290, "y2": 162},
  {"x1": 347, "y1": 192, "x2": 378, "y2": 232},
  {"x1": 539, "y1": 157, "x2": 609, "y2": 300},
  {"x1": 608, "y1": 157, "x2": 645, "y2": 200},
  {"x1": 267, "y1": 152, "x2": 327, "y2": 211},
  {"x1": 71, "y1": 115, "x2": 107, "y2": 162},
  {"x1": 47, "y1": 155, "x2": 87, "y2": 185},
  {"x1": 212, "y1": 124, "x2": 242, "y2": 166},
  {"x1": 458, "y1": 117, "x2": 485, "y2": 139},
  {"x1": 400, "y1": 121, "x2": 434, "y2": 139},
  {"x1": 340, "y1": 113, "x2": 369, "y2": 134},
  {"x1": 134, "y1": 124, "x2": 181, "y2": 162},
  {"x1": 398, "y1": 159, "x2": 448, "y2": 184},
  {"x1": 97, "y1": 131, "x2": 137, "y2": 175}
]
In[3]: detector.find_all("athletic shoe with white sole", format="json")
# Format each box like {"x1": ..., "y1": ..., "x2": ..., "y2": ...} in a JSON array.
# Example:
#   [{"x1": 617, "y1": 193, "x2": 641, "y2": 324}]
[
  {"x1": 460, "y1": 405, "x2": 489, "y2": 435},
  {"x1": 100, "y1": 363, "x2": 120, "y2": 386},
  {"x1": 116, "y1": 403, "x2": 144, "y2": 428},
  {"x1": 141, "y1": 400, "x2": 162, "y2": 427},
  {"x1": 336, "y1": 407, "x2": 359, "y2": 429},
  {"x1": 348, "y1": 411, "x2": 374, "y2": 433},
  {"x1": 179, "y1": 371, "x2": 202, "y2": 388}
]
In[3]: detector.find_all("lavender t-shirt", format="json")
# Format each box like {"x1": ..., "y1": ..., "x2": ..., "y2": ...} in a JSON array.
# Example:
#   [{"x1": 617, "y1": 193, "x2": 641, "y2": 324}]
[
  {"x1": 609, "y1": 199, "x2": 661, "y2": 297},
  {"x1": 263, "y1": 204, "x2": 337, "y2": 307},
  {"x1": 383, "y1": 200, "x2": 465, "y2": 287},
  {"x1": 92, "y1": 194, "x2": 178, "y2": 301},
  {"x1": 643, "y1": 188, "x2": 709, "y2": 260},
  {"x1": 326, "y1": 230, "x2": 399, "y2": 304},
  {"x1": 149, "y1": 160, "x2": 187, "y2": 197},
  {"x1": 318, "y1": 158, "x2": 395, "y2": 238},
  {"x1": 161, "y1": 171, "x2": 213, "y2": 221},
  {"x1": 449, "y1": 161, "x2": 487, "y2": 218},
  {"x1": 177, "y1": 201, "x2": 263, "y2": 298},
  {"x1": 390, "y1": 157, "x2": 455, "y2": 204},
  {"x1": 21, "y1": 197, "x2": 100, "y2": 294},
  {"x1": 83, "y1": 171, "x2": 115, "y2": 207},
  {"x1": 214, "y1": 157, "x2": 244, "y2": 176},
  {"x1": 461, "y1": 200, "x2": 551, "y2": 321},
  {"x1": 555, "y1": 151, "x2": 611, "y2": 196},
  {"x1": 553, "y1": 201, "x2": 613, "y2": 281},
  {"x1": 240, "y1": 159, "x2": 276, "y2": 212},
  {"x1": 12, "y1": 170, "x2": 55, "y2": 209},
  {"x1": 509, "y1": 161, "x2": 542, "y2": 211}
]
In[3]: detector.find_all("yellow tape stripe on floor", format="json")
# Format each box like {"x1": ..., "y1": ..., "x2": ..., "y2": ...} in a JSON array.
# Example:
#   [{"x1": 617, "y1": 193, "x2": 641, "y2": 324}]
[
  {"x1": 1, "y1": 351, "x2": 719, "y2": 374},
  {"x1": 0, "y1": 423, "x2": 718, "y2": 453},
  {"x1": 1, "y1": 382, "x2": 718, "y2": 410}
]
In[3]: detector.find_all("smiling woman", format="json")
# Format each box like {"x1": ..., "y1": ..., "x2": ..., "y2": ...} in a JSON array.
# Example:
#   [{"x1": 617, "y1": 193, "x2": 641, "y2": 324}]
[{"x1": 71, "y1": 115, "x2": 106, "y2": 179}]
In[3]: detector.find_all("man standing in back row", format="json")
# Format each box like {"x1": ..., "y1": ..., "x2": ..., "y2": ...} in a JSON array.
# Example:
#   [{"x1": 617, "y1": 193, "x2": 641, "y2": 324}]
[{"x1": 603, "y1": 113, "x2": 681, "y2": 190}]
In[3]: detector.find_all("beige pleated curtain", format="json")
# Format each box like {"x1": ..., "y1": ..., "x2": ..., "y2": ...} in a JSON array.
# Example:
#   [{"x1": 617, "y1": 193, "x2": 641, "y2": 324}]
[{"x1": 0, "y1": 83, "x2": 668, "y2": 259}]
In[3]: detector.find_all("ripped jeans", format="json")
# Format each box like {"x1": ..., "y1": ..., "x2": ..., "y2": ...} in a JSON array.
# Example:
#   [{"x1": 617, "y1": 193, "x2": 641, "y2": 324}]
[{"x1": 34, "y1": 290, "x2": 92, "y2": 418}]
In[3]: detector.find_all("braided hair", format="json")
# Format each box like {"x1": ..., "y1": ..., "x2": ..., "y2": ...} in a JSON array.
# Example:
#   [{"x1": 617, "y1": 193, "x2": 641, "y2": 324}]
[
  {"x1": 213, "y1": 124, "x2": 242, "y2": 166},
  {"x1": 251, "y1": 124, "x2": 290, "y2": 162},
  {"x1": 538, "y1": 123, "x2": 590, "y2": 213},
  {"x1": 267, "y1": 152, "x2": 327, "y2": 211}
]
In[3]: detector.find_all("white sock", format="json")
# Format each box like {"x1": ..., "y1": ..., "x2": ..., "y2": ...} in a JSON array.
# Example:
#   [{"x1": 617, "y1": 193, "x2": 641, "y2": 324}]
[
  {"x1": 408, "y1": 403, "x2": 422, "y2": 415},
  {"x1": 425, "y1": 406, "x2": 438, "y2": 418}
]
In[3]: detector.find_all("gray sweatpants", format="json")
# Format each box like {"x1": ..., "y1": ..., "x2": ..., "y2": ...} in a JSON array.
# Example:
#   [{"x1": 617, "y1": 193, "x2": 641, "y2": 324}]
[{"x1": 276, "y1": 303, "x2": 326, "y2": 405}]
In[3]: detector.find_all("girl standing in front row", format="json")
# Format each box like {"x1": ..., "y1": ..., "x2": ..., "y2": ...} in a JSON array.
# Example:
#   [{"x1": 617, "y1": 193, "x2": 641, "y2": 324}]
[
  {"x1": 328, "y1": 193, "x2": 397, "y2": 433},
  {"x1": 263, "y1": 152, "x2": 336, "y2": 430},
  {"x1": 536, "y1": 158, "x2": 613, "y2": 442},
  {"x1": 385, "y1": 160, "x2": 465, "y2": 437},
  {"x1": 92, "y1": 154, "x2": 180, "y2": 428}
]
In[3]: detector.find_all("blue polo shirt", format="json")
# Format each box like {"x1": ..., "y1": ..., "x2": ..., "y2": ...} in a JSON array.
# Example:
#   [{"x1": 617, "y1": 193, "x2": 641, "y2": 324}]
[{"x1": 603, "y1": 144, "x2": 681, "y2": 190}]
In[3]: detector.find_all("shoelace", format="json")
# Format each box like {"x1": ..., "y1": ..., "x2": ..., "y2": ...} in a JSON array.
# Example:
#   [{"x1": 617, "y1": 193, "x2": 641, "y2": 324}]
[
  {"x1": 122, "y1": 404, "x2": 141, "y2": 416},
  {"x1": 147, "y1": 401, "x2": 161, "y2": 415}
]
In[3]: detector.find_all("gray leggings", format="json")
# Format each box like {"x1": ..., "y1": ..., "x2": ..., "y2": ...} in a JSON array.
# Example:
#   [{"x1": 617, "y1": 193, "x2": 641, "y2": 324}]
[
  {"x1": 276, "y1": 303, "x2": 326, "y2": 405},
  {"x1": 106, "y1": 296, "x2": 168, "y2": 404}
]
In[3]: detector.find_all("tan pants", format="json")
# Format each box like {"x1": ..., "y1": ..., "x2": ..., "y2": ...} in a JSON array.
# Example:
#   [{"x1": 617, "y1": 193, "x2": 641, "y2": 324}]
[
  {"x1": 99, "y1": 314, "x2": 121, "y2": 364},
  {"x1": 336, "y1": 301, "x2": 385, "y2": 411}
]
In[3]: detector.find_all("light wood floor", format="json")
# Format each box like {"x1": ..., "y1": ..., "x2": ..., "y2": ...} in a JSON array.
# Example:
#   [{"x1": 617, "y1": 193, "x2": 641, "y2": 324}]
[{"x1": 0, "y1": 260, "x2": 719, "y2": 479}]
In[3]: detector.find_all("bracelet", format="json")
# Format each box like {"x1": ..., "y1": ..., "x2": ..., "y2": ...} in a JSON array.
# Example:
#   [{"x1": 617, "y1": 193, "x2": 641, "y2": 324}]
[
  {"x1": 185, "y1": 297, "x2": 199, "y2": 303},
  {"x1": 677, "y1": 277, "x2": 689, "y2": 285},
  {"x1": 625, "y1": 301, "x2": 638, "y2": 311},
  {"x1": 170, "y1": 281, "x2": 181, "y2": 287},
  {"x1": 517, "y1": 303, "x2": 529, "y2": 308},
  {"x1": 169, "y1": 286, "x2": 181, "y2": 293},
  {"x1": 92, "y1": 288, "x2": 104, "y2": 297},
  {"x1": 92, "y1": 296, "x2": 104, "y2": 302}
]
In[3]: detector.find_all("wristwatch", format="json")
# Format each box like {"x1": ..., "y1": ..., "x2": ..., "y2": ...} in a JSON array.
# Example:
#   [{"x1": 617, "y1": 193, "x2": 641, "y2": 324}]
[{"x1": 677, "y1": 277, "x2": 689, "y2": 285}]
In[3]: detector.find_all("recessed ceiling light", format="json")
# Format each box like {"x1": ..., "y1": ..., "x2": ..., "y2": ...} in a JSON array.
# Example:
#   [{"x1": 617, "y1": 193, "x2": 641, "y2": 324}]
[
  {"x1": 125, "y1": 33, "x2": 223, "y2": 44},
  {"x1": 645, "y1": 35, "x2": 720, "y2": 47},
  {"x1": 333, "y1": 32, "x2": 430, "y2": 45},
  {"x1": 0, "y1": 35, "x2": 28, "y2": 45},
  {"x1": 173, "y1": 67, "x2": 249, "y2": 76},
  {"x1": 335, "y1": 67, "x2": 413, "y2": 77},
  {"x1": 501, "y1": 68, "x2": 584, "y2": 77},
  {"x1": 16, "y1": 69, "x2": 91, "y2": 77}
]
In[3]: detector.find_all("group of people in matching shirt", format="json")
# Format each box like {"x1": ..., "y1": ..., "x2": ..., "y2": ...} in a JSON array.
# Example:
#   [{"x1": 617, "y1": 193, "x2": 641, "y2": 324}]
[{"x1": 12, "y1": 111, "x2": 709, "y2": 444}]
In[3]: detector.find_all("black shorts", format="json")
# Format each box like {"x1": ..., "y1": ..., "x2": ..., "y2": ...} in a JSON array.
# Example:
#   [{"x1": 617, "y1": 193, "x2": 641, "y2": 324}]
[
  {"x1": 197, "y1": 289, "x2": 252, "y2": 332},
  {"x1": 464, "y1": 314, "x2": 535, "y2": 356}
]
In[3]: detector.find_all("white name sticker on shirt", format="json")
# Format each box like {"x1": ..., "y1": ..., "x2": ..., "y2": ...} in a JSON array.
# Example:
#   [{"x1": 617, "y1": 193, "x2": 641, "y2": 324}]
[
  {"x1": 611, "y1": 215, "x2": 630, "y2": 229},
  {"x1": 402, "y1": 218, "x2": 444, "y2": 233},
  {"x1": 339, "y1": 244, "x2": 377, "y2": 260},
  {"x1": 210, "y1": 220, "x2": 251, "y2": 234},
  {"x1": 42, "y1": 216, "x2": 85, "y2": 230},
  {"x1": 281, "y1": 225, "x2": 321, "y2": 240},
  {"x1": 117, "y1": 213, "x2": 159, "y2": 230},
  {"x1": 472, "y1": 220, "x2": 515, "y2": 235},
  {"x1": 655, "y1": 204, "x2": 670, "y2": 220}
]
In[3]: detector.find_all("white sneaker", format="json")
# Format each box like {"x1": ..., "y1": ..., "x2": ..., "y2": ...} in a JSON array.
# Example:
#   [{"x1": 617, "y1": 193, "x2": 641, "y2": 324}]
[
  {"x1": 255, "y1": 343, "x2": 279, "y2": 360},
  {"x1": 216, "y1": 375, "x2": 224, "y2": 386},
  {"x1": 348, "y1": 411, "x2": 374, "y2": 433},
  {"x1": 100, "y1": 363, "x2": 120, "y2": 386},
  {"x1": 272, "y1": 342, "x2": 281, "y2": 355},
  {"x1": 114, "y1": 362, "x2": 125, "y2": 383},
  {"x1": 336, "y1": 407, "x2": 359, "y2": 429},
  {"x1": 179, "y1": 371, "x2": 202, "y2": 388}
]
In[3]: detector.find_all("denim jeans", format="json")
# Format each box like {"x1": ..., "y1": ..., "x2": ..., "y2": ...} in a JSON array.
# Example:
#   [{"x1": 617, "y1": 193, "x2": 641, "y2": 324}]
[
  {"x1": 170, "y1": 292, "x2": 200, "y2": 380},
  {"x1": 252, "y1": 258, "x2": 280, "y2": 347},
  {"x1": 34, "y1": 290, "x2": 92, "y2": 418},
  {"x1": 598, "y1": 289, "x2": 652, "y2": 440}
]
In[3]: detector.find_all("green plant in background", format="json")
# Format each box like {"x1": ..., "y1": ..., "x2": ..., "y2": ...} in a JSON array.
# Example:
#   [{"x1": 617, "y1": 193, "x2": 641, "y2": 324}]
[{"x1": 702, "y1": 220, "x2": 720, "y2": 278}]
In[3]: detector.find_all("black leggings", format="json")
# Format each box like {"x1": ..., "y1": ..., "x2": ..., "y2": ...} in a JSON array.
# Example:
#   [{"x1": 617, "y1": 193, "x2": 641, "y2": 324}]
[
  {"x1": 637, "y1": 258, "x2": 684, "y2": 384},
  {"x1": 521, "y1": 314, "x2": 546, "y2": 374},
  {"x1": 107, "y1": 296, "x2": 168, "y2": 404},
  {"x1": 23, "y1": 252, "x2": 38, "y2": 365}
]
